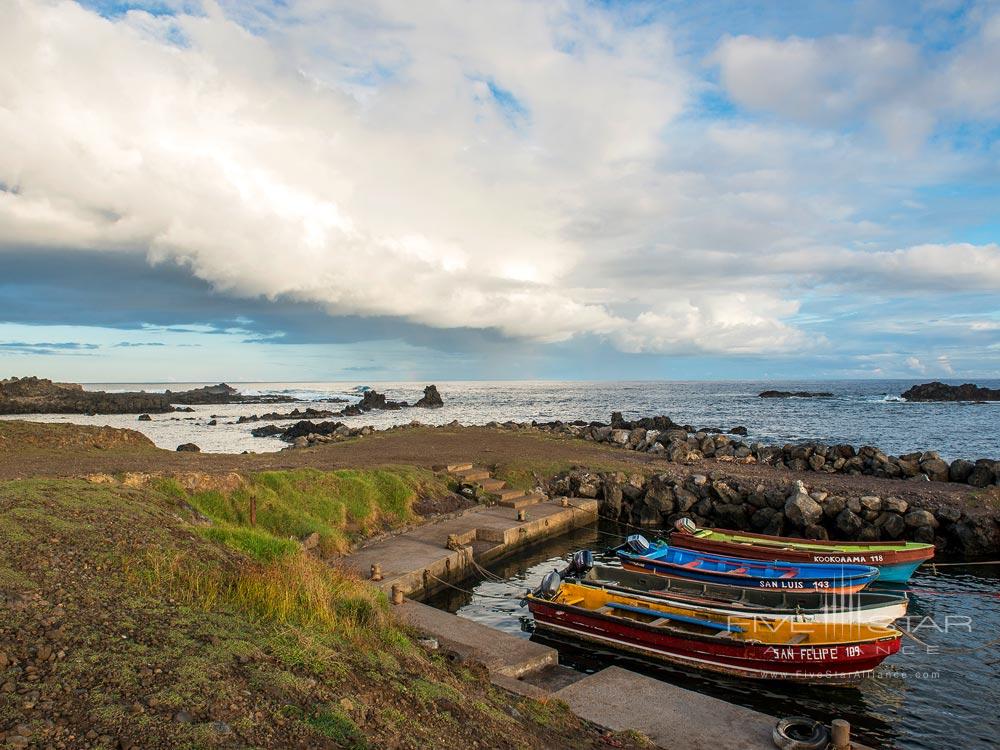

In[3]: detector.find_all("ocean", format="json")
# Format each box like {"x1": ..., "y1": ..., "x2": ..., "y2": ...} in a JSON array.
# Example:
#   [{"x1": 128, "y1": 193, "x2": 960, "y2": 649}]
[{"x1": 7, "y1": 379, "x2": 1000, "y2": 459}]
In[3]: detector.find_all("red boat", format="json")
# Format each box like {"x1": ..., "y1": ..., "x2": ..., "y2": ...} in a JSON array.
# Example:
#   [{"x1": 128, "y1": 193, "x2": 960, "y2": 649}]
[{"x1": 527, "y1": 579, "x2": 902, "y2": 684}]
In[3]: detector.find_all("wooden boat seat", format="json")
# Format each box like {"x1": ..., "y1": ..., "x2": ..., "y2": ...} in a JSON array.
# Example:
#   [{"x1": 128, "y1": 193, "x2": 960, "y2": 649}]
[
  {"x1": 786, "y1": 633, "x2": 809, "y2": 644},
  {"x1": 562, "y1": 597, "x2": 585, "y2": 606},
  {"x1": 681, "y1": 560, "x2": 701, "y2": 568}
]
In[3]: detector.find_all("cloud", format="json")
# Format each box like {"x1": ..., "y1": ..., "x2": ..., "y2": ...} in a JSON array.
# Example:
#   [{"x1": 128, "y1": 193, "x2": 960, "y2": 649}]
[
  {"x1": 711, "y1": 13, "x2": 1000, "y2": 151},
  {"x1": 0, "y1": 341, "x2": 100, "y2": 355},
  {"x1": 0, "y1": 0, "x2": 997, "y2": 364},
  {"x1": 113, "y1": 341, "x2": 166, "y2": 347}
]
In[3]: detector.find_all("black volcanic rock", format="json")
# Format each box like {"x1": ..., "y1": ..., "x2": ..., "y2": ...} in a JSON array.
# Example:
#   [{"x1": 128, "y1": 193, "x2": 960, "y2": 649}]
[
  {"x1": 0, "y1": 376, "x2": 302, "y2": 415},
  {"x1": 237, "y1": 408, "x2": 337, "y2": 424},
  {"x1": 254, "y1": 420, "x2": 346, "y2": 441},
  {"x1": 901, "y1": 381, "x2": 1000, "y2": 402},
  {"x1": 758, "y1": 390, "x2": 834, "y2": 399},
  {"x1": 414, "y1": 384, "x2": 444, "y2": 408},
  {"x1": 0, "y1": 376, "x2": 174, "y2": 415}
]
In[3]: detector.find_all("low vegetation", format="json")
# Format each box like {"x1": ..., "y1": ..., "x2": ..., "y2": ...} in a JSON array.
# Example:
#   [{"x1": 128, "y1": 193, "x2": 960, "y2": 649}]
[{"x1": 0, "y1": 473, "x2": 640, "y2": 748}]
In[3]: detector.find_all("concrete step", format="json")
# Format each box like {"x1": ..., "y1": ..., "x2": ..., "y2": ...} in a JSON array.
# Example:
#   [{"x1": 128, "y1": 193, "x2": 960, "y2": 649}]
[
  {"x1": 499, "y1": 492, "x2": 546, "y2": 509},
  {"x1": 445, "y1": 462, "x2": 473, "y2": 472},
  {"x1": 454, "y1": 468, "x2": 491, "y2": 482},
  {"x1": 496, "y1": 487, "x2": 526, "y2": 501},
  {"x1": 478, "y1": 478, "x2": 507, "y2": 492}
]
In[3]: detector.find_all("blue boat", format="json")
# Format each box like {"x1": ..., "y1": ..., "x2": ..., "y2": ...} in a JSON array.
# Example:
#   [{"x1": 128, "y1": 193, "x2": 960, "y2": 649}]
[{"x1": 617, "y1": 536, "x2": 880, "y2": 594}]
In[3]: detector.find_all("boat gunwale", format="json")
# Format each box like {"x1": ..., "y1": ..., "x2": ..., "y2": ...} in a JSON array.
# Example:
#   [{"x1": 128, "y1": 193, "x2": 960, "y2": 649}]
[{"x1": 684, "y1": 525, "x2": 935, "y2": 553}]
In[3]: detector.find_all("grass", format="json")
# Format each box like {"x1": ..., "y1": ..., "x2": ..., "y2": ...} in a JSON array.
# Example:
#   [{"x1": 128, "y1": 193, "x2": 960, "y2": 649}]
[
  {"x1": 492, "y1": 457, "x2": 638, "y2": 492},
  {"x1": 0, "y1": 471, "x2": 649, "y2": 749},
  {"x1": 159, "y1": 466, "x2": 447, "y2": 560}
]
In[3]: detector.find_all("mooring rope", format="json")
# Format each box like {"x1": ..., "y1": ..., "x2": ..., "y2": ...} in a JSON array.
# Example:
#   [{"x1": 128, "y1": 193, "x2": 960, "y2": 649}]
[{"x1": 425, "y1": 571, "x2": 527, "y2": 601}]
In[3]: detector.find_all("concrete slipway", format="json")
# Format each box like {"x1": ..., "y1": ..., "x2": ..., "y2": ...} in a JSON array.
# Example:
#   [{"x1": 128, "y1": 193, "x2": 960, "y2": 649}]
[{"x1": 341, "y1": 476, "x2": 868, "y2": 749}]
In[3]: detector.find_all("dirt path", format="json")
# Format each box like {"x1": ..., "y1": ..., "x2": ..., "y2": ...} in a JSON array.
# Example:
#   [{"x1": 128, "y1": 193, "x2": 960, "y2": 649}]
[{"x1": 0, "y1": 422, "x2": 977, "y2": 511}]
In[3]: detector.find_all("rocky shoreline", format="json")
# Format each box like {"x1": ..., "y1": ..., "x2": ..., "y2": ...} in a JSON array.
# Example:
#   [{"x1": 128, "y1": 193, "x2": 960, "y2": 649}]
[
  {"x1": 0, "y1": 377, "x2": 297, "y2": 415},
  {"x1": 248, "y1": 386, "x2": 444, "y2": 444},
  {"x1": 483, "y1": 412, "x2": 999, "y2": 490}
]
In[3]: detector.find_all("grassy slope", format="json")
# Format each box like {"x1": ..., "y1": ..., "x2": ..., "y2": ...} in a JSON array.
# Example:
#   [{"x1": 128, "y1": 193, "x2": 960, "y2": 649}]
[{"x1": 0, "y1": 473, "x2": 643, "y2": 750}]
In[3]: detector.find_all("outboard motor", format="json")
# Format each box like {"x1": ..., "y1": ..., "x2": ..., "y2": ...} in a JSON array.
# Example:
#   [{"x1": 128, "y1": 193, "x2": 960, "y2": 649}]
[
  {"x1": 538, "y1": 570, "x2": 561, "y2": 598},
  {"x1": 674, "y1": 517, "x2": 698, "y2": 535},
  {"x1": 625, "y1": 534, "x2": 651, "y2": 555},
  {"x1": 561, "y1": 549, "x2": 594, "y2": 578}
]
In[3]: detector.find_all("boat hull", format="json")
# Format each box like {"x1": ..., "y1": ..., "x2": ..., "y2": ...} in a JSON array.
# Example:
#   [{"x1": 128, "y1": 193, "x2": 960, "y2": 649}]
[
  {"x1": 528, "y1": 598, "x2": 900, "y2": 684},
  {"x1": 575, "y1": 566, "x2": 908, "y2": 625},
  {"x1": 621, "y1": 559, "x2": 872, "y2": 594},
  {"x1": 668, "y1": 529, "x2": 934, "y2": 583}
]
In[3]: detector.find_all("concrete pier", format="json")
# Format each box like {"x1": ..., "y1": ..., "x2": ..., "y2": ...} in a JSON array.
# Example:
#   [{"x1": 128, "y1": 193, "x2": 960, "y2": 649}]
[
  {"x1": 342, "y1": 484, "x2": 870, "y2": 750},
  {"x1": 341, "y1": 496, "x2": 598, "y2": 599}
]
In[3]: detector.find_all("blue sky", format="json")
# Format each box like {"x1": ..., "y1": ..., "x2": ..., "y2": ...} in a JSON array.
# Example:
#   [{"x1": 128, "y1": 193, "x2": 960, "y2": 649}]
[{"x1": 0, "y1": 0, "x2": 998, "y2": 381}]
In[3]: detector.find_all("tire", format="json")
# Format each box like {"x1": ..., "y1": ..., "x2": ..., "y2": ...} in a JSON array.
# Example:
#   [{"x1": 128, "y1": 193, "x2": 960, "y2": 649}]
[{"x1": 772, "y1": 717, "x2": 830, "y2": 750}]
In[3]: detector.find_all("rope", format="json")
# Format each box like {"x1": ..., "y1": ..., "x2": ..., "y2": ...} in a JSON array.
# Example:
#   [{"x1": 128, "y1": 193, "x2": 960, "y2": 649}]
[
  {"x1": 425, "y1": 571, "x2": 527, "y2": 601},
  {"x1": 930, "y1": 560, "x2": 1000, "y2": 567},
  {"x1": 561, "y1": 498, "x2": 674, "y2": 536}
]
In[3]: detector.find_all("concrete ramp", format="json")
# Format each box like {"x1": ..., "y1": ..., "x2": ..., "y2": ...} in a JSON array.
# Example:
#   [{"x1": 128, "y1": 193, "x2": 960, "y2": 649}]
[
  {"x1": 555, "y1": 667, "x2": 788, "y2": 750},
  {"x1": 397, "y1": 600, "x2": 556, "y2": 678}
]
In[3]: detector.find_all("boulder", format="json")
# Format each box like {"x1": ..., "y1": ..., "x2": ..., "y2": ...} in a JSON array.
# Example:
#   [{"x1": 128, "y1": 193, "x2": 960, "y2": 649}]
[
  {"x1": 935, "y1": 506, "x2": 962, "y2": 524},
  {"x1": 859, "y1": 496, "x2": 882, "y2": 512},
  {"x1": 674, "y1": 487, "x2": 699, "y2": 512},
  {"x1": 784, "y1": 488, "x2": 823, "y2": 528},
  {"x1": 858, "y1": 524, "x2": 881, "y2": 542},
  {"x1": 883, "y1": 496, "x2": 908, "y2": 514},
  {"x1": 610, "y1": 429, "x2": 631, "y2": 445},
  {"x1": 644, "y1": 475, "x2": 675, "y2": 514},
  {"x1": 875, "y1": 512, "x2": 906, "y2": 539},
  {"x1": 601, "y1": 481, "x2": 623, "y2": 518},
  {"x1": 822, "y1": 496, "x2": 847, "y2": 519},
  {"x1": 948, "y1": 459, "x2": 975, "y2": 484},
  {"x1": 836, "y1": 508, "x2": 864, "y2": 537},
  {"x1": 413, "y1": 384, "x2": 444, "y2": 408},
  {"x1": 176, "y1": 443, "x2": 200, "y2": 452},
  {"x1": 919, "y1": 458, "x2": 950, "y2": 482},
  {"x1": 750, "y1": 507, "x2": 777, "y2": 531},
  {"x1": 714, "y1": 503, "x2": 749, "y2": 530},
  {"x1": 905, "y1": 509, "x2": 939, "y2": 529},
  {"x1": 137, "y1": 414, "x2": 152, "y2": 421},
  {"x1": 967, "y1": 461, "x2": 997, "y2": 488},
  {"x1": 803, "y1": 524, "x2": 829, "y2": 540}
]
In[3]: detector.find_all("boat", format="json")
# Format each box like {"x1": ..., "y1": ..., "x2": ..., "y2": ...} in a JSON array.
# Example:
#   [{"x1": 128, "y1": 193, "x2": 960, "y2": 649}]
[
  {"x1": 668, "y1": 518, "x2": 934, "y2": 583},
  {"x1": 616, "y1": 536, "x2": 879, "y2": 594},
  {"x1": 560, "y1": 558, "x2": 907, "y2": 626},
  {"x1": 526, "y1": 574, "x2": 902, "y2": 684}
]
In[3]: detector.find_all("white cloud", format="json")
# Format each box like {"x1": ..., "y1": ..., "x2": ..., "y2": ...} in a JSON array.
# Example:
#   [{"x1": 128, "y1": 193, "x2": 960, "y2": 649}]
[
  {"x1": 0, "y1": 0, "x2": 996, "y2": 359},
  {"x1": 712, "y1": 14, "x2": 1000, "y2": 152}
]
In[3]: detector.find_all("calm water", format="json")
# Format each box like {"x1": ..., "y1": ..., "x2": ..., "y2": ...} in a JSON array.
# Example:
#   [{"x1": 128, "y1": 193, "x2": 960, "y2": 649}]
[
  {"x1": 426, "y1": 522, "x2": 1000, "y2": 750},
  {"x1": 5, "y1": 379, "x2": 999, "y2": 458}
]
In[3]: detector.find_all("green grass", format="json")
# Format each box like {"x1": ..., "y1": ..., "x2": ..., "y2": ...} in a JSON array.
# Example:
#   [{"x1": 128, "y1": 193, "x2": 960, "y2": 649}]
[
  {"x1": 308, "y1": 706, "x2": 368, "y2": 748},
  {"x1": 159, "y1": 466, "x2": 447, "y2": 561}
]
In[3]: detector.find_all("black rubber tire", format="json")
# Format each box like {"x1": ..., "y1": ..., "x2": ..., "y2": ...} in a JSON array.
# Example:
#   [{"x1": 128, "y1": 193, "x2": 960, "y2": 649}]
[{"x1": 772, "y1": 717, "x2": 830, "y2": 750}]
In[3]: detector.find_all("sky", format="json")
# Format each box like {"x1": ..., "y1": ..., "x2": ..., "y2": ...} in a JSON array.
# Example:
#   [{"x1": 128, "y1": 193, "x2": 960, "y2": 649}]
[{"x1": 1, "y1": 0, "x2": 998, "y2": 382}]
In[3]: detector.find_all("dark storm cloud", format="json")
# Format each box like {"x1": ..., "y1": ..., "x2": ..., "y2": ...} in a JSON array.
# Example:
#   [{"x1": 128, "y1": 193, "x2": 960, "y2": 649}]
[{"x1": 0, "y1": 249, "x2": 522, "y2": 354}]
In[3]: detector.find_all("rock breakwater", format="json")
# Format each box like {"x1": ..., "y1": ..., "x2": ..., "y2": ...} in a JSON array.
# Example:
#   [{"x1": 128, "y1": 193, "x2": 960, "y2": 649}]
[{"x1": 488, "y1": 414, "x2": 999, "y2": 490}]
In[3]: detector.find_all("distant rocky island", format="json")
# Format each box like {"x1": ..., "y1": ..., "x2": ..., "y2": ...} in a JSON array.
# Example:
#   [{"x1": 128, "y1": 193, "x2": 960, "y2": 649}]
[
  {"x1": 0, "y1": 377, "x2": 297, "y2": 415},
  {"x1": 758, "y1": 390, "x2": 834, "y2": 398},
  {"x1": 901, "y1": 381, "x2": 1000, "y2": 402}
]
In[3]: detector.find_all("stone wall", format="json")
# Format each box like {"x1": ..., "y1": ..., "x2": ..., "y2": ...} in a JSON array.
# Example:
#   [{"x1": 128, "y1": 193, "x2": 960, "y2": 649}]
[{"x1": 546, "y1": 469, "x2": 1000, "y2": 557}]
